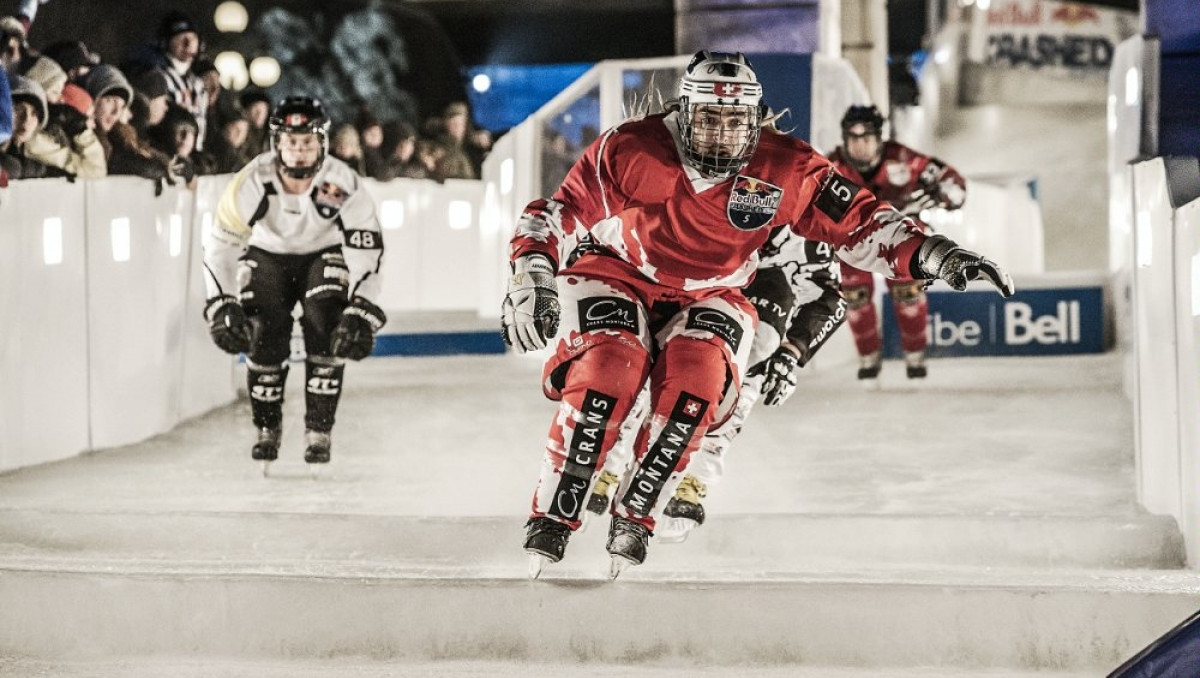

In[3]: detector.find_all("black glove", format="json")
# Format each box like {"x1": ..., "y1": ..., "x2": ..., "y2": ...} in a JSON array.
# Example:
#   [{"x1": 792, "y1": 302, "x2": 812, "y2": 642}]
[
  {"x1": 747, "y1": 346, "x2": 800, "y2": 407},
  {"x1": 50, "y1": 103, "x2": 89, "y2": 139},
  {"x1": 331, "y1": 297, "x2": 387, "y2": 360},
  {"x1": 205, "y1": 295, "x2": 253, "y2": 354},
  {"x1": 501, "y1": 254, "x2": 560, "y2": 352},
  {"x1": 915, "y1": 235, "x2": 1015, "y2": 297}
]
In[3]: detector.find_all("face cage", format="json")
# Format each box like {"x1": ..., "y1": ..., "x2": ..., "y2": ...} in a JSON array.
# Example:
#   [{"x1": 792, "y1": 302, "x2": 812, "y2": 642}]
[
  {"x1": 271, "y1": 127, "x2": 328, "y2": 179},
  {"x1": 842, "y1": 127, "x2": 883, "y2": 174},
  {"x1": 677, "y1": 103, "x2": 762, "y2": 179}
]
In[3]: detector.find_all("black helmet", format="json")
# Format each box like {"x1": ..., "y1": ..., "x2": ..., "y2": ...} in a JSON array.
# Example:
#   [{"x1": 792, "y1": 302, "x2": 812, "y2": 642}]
[
  {"x1": 840, "y1": 104, "x2": 885, "y2": 136},
  {"x1": 269, "y1": 96, "x2": 331, "y2": 179}
]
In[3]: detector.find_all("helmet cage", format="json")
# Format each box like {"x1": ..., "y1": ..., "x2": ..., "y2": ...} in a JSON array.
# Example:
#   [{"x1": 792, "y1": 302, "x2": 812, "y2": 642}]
[
  {"x1": 840, "y1": 105, "x2": 886, "y2": 174},
  {"x1": 269, "y1": 96, "x2": 331, "y2": 179},
  {"x1": 676, "y1": 51, "x2": 765, "y2": 179}
]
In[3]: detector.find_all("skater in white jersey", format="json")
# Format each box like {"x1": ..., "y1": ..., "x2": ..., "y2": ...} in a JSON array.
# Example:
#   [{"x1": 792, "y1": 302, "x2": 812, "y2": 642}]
[{"x1": 202, "y1": 96, "x2": 386, "y2": 474}]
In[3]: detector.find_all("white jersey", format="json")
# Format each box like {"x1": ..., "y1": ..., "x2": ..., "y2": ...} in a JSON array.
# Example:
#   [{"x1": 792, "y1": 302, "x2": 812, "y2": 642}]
[{"x1": 203, "y1": 153, "x2": 384, "y2": 304}]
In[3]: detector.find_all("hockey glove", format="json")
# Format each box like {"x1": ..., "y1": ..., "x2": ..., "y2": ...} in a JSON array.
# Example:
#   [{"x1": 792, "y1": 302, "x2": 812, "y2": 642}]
[
  {"x1": 205, "y1": 295, "x2": 254, "y2": 354},
  {"x1": 749, "y1": 346, "x2": 800, "y2": 407},
  {"x1": 331, "y1": 297, "x2": 387, "y2": 361},
  {"x1": 915, "y1": 234, "x2": 1015, "y2": 297},
  {"x1": 502, "y1": 254, "x2": 560, "y2": 352}
]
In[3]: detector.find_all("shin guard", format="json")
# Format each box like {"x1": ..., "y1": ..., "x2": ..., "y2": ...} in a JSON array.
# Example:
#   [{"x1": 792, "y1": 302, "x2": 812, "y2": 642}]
[
  {"x1": 304, "y1": 356, "x2": 345, "y2": 433},
  {"x1": 247, "y1": 362, "x2": 288, "y2": 430},
  {"x1": 890, "y1": 281, "x2": 929, "y2": 354},
  {"x1": 843, "y1": 284, "x2": 882, "y2": 357}
]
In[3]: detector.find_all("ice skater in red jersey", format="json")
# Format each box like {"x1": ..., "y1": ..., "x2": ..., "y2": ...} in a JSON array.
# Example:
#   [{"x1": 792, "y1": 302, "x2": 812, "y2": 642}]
[
  {"x1": 829, "y1": 104, "x2": 968, "y2": 382},
  {"x1": 501, "y1": 51, "x2": 1013, "y2": 579}
]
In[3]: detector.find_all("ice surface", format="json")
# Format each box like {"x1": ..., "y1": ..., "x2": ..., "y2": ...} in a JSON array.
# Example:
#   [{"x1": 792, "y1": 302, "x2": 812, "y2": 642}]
[{"x1": 0, "y1": 352, "x2": 1137, "y2": 519}]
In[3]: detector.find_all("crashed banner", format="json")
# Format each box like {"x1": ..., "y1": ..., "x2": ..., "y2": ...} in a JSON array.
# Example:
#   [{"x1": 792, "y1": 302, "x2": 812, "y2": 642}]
[{"x1": 984, "y1": 0, "x2": 1137, "y2": 71}]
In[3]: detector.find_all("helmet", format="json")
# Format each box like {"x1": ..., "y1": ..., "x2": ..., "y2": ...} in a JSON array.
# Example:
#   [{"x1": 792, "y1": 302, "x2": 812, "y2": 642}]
[
  {"x1": 840, "y1": 104, "x2": 885, "y2": 137},
  {"x1": 676, "y1": 50, "x2": 765, "y2": 179},
  {"x1": 840, "y1": 104, "x2": 886, "y2": 173},
  {"x1": 269, "y1": 96, "x2": 331, "y2": 179}
]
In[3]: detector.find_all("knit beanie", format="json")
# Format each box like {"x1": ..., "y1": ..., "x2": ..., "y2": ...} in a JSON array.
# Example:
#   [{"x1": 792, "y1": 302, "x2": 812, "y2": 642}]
[
  {"x1": 25, "y1": 56, "x2": 67, "y2": 100},
  {"x1": 9, "y1": 73, "x2": 47, "y2": 128},
  {"x1": 60, "y1": 83, "x2": 94, "y2": 115},
  {"x1": 83, "y1": 64, "x2": 133, "y2": 105}
]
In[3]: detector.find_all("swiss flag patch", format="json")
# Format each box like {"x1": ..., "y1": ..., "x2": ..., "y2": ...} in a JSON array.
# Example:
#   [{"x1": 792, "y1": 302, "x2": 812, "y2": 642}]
[{"x1": 713, "y1": 82, "x2": 742, "y2": 97}]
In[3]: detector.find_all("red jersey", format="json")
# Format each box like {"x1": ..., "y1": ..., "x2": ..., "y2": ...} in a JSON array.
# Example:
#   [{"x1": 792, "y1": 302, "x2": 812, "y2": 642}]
[
  {"x1": 829, "y1": 141, "x2": 966, "y2": 214},
  {"x1": 510, "y1": 112, "x2": 925, "y2": 291}
]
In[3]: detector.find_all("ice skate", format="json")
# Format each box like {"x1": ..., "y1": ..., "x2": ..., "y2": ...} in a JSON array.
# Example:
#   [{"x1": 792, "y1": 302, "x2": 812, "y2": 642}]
[
  {"x1": 606, "y1": 515, "x2": 651, "y2": 579},
  {"x1": 251, "y1": 427, "x2": 281, "y2": 477},
  {"x1": 579, "y1": 470, "x2": 619, "y2": 532},
  {"x1": 857, "y1": 351, "x2": 882, "y2": 388},
  {"x1": 524, "y1": 517, "x2": 571, "y2": 579},
  {"x1": 904, "y1": 350, "x2": 927, "y2": 379},
  {"x1": 303, "y1": 429, "x2": 332, "y2": 477},
  {"x1": 658, "y1": 475, "x2": 706, "y2": 544}
]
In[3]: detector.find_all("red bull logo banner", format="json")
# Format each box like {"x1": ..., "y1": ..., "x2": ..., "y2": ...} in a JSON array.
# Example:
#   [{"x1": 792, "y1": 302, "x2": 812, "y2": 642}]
[
  {"x1": 727, "y1": 176, "x2": 783, "y2": 231},
  {"x1": 984, "y1": 0, "x2": 1136, "y2": 71}
]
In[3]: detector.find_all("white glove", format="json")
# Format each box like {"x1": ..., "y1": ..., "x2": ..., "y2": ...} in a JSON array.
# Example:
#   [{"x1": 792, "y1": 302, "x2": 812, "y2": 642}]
[
  {"x1": 502, "y1": 254, "x2": 560, "y2": 352},
  {"x1": 916, "y1": 235, "x2": 1015, "y2": 297}
]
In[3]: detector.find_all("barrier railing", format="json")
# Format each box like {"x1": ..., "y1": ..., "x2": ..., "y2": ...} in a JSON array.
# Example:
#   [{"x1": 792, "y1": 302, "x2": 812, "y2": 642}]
[
  {"x1": 0, "y1": 173, "x2": 487, "y2": 472},
  {"x1": 1127, "y1": 157, "x2": 1200, "y2": 567}
]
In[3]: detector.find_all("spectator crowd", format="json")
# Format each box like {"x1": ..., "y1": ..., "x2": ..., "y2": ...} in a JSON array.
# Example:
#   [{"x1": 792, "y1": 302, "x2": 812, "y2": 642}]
[{"x1": 0, "y1": 2, "x2": 493, "y2": 188}]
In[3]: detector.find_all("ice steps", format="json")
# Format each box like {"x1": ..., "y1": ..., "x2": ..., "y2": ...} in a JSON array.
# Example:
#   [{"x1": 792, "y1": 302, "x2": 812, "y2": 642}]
[
  {"x1": 0, "y1": 508, "x2": 1183, "y2": 573},
  {"x1": 1, "y1": 564, "x2": 1196, "y2": 671},
  {"x1": 0, "y1": 509, "x2": 1196, "y2": 672}
]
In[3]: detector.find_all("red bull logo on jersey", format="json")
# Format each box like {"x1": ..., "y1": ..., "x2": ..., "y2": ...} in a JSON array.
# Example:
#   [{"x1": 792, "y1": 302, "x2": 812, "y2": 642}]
[
  {"x1": 727, "y1": 175, "x2": 783, "y2": 230},
  {"x1": 313, "y1": 181, "x2": 349, "y2": 219}
]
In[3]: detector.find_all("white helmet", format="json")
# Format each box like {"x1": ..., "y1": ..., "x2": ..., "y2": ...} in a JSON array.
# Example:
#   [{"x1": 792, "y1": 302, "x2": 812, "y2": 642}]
[{"x1": 676, "y1": 51, "x2": 765, "y2": 179}]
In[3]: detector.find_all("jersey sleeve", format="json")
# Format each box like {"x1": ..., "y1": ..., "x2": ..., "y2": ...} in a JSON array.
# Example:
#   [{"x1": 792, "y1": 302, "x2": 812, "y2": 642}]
[
  {"x1": 782, "y1": 243, "x2": 846, "y2": 367},
  {"x1": 510, "y1": 128, "x2": 628, "y2": 270},
  {"x1": 794, "y1": 159, "x2": 925, "y2": 280},
  {"x1": 336, "y1": 177, "x2": 385, "y2": 305},
  {"x1": 204, "y1": 161, "x2": 263, "y2": 299}
]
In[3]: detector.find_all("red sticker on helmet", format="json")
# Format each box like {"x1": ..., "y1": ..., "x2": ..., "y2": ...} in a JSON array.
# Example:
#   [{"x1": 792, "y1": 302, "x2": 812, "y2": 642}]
[
  {"x1": 713, "y1": 82, "x2": 743, "y2": 97},
  {"x1": 285, "y1": 113, "x2": 308, "y2": 126}
]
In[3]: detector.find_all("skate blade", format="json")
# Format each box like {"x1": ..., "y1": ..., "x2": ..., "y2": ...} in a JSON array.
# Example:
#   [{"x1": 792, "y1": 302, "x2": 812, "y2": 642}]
[
  {"x1": 607, "y1": 554, "x2": 637, "y2": 580},
  {"x1": 656, "y1": 517, "x2": 698, "y2": 544},
  {"x1": 527, "y1": 553, "x2": 552, "y2": 580},
  {"x1": 860, "y1": 377, "x2": 882, "y2": 392},
  {"x1": 307, "y1": 463, "x2": 326, "y2": 480},
  {"x1": 260, "y1": 461, "x2": 272, "y2": 478}
]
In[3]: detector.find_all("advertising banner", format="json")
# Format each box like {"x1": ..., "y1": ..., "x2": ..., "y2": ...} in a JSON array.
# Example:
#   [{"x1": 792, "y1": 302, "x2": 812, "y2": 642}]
[
  {"x1": 882, "y1": 285, "x2": 1106, "y2": 357},
  {"x1": 984, "y1": 0, "x2": 1137, "y2": 73}
]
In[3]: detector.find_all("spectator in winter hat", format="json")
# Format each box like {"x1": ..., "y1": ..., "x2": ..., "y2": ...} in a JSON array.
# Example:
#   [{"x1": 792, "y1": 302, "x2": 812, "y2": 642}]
[
  {"x1": 204, "y1": 106, "x2": 252, "y2": 174},
  {"x1": 8, "y1": 74, "x2": 44, "y2": 131},
  {"x1": 132, "y1": 69, "x2": 170, "y2": 128},
  {"x1": 24, "y1": 55, "x2": 66, "y2": 103},
  {"x1": 329, "y1": 123, "x2": 365, "y2": 176},
  {"x1": 41, "y1": 40, "x2": 99, "y2": 83},
  {"x1": 27, "y1": 81, "x2": 108, "y2": 179},
  {"x1": 0, "y1": 74, "x2": 50, "y2": 179},
  {"x1": 434, "y1": 100, "x2": 474, "y2": 179},
  {"x1": 152, "y1": 10, "x2": 208, "y2": 150},
  {"x1": 238, "y1": 89, "x2": 270, "y2": 155},
  {"x1": 82, "y1": 64, "x2": 133, "y2": 133},
  {"x1": 382, "y1": 120, "x2": 426, "y2": 180},
  {"x1": 0, "y1": 16, "x2": 26, "y2": 72},
  {"x1": 59, "y1": 82, "x2": 92, "y2": 117}
]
